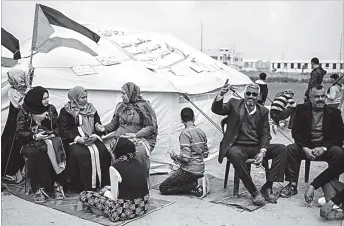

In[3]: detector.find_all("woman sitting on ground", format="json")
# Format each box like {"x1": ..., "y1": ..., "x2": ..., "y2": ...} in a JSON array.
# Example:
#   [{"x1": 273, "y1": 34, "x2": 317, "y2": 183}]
[
  {"x1": 17, "y1": 86, "x2": 66, "y2": 203},
  {"x1": 96, "y1": 82, "x2": 158, "y2": 179},
  {"x1": 59, "y1": 86, "x2": 111, "y2": 191},
  {"x1": 80, "y1": 137, "x2": 149, "y2": 222},
  {"x1": 2, "y1": 69, "x2": 29, "y2": 183}
]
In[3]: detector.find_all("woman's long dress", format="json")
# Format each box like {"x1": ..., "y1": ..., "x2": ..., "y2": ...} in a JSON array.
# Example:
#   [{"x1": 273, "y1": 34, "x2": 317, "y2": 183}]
[
  {"x1": 59, "y1": 107, "x2": 111, "y2": 191},
  {"x1": 1, "y1": 102, "x2": 25, "y2": 177},
  {"x1": 17, "y1": 105, "x2": 65, "y2": 192},
  {"x1": 79, "y1": 158, "x2": 149, "y2": 222},
  {"x1": 105, "y1": 107, "x2": 156, "y2": 177}
]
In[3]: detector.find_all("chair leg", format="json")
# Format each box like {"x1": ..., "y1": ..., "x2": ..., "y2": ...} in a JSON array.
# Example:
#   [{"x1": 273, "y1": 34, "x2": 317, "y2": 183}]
[
  {"x1": 24, "y1": 159, "x2": 29, "y2": 195},
  {"x1": 305, "y1": 160, "x2": 311, "y2": 183},
  {"x1": 233, "y1": 170, "x2": 240, "y2": 197},
  {"x1": 224, "y1": 161, "x2": 230, "y2": 189}
]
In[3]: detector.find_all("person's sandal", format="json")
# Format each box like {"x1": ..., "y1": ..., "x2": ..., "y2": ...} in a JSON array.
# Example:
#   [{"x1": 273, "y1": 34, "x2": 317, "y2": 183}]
[
  {"x1": 324, "y1": 209, "x2": 344, "y2": 221},
  {"x1": 193, "y1": 186, "x2": 203, "y2": 198},
  {"x1": 280, "y1": 183, "x2": 298, "y2": 198},
  {"x1": 34, "y1": 188, "x2": 49, "y2": 203},
  {"x1": 54, "y1": 183, "x2": 65, "y2": 200}
]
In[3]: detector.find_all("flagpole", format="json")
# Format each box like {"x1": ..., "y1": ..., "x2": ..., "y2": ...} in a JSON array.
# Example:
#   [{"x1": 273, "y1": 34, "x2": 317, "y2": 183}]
[{"x1": 28, "y1": 4, "x2": 39, "y2": 87}]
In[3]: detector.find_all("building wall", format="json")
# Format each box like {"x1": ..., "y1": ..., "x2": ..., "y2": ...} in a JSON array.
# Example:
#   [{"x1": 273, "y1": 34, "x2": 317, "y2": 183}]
[{"x1": 270, "y1": 61, "x2": 344, "y2": 73}]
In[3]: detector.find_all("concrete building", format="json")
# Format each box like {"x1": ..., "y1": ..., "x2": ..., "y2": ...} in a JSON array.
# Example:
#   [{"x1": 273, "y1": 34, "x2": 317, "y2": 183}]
[
  {"x1": 270, "y1": 60, "x2": 344, "y2": 74},
  {"x1": 203, "y1": 48, "x2": 244, "y2": 70}
]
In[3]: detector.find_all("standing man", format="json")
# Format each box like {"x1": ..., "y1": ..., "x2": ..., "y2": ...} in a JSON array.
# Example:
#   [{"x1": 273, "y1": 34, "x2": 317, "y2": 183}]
[
  {"x1": 326, "y1": 73, "x2": 343, "y2": 108},
  {"x1": 255, "y1": 72, "x2": 268, "y2": 106},
  {"x1": 211, "y1": 83, "x2": 287, "y2": 206},
  {"x1": 304, "y1": 57, "x2": 327, "y2": 103},
  {"x1": 280, "y1": 84, "x2": 344, "y2": 198}
]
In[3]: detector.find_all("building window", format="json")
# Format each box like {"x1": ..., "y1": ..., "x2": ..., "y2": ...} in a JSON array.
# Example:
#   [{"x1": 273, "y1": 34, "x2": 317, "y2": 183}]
[
  {"x1": 304, "y1": 63, "x2": 308, "y2": 69},
  {"x1": 325, "y1": 63, "x2": 329, "y2": 68},
  {"x1": 220, "y1": 56, "x2": 223, "y2": 60},
  {"x1": 297, "y1": 63, "x2": 301, "y2": 69},
  {"x1": 341, "y1": 63, "x2": 344, "y2": 69},
  {"x1": 272, "y1": 63, "x2": 274, "y2": 68},
  {"x1": 211, "y1": 56, "x2": 218, "y2": 60},
  {"x1": 284, "y1": 63, "x2": 288, "y2": 68},
  {"x1": 277, "y1": 63, "x2": 281, "y2": 69},
  {"x1": 333, "y1": 63, "x2": 336, "y2": 69},
  {"x1": 291, "y1": 63, "x2": 294, "y2": 69}
]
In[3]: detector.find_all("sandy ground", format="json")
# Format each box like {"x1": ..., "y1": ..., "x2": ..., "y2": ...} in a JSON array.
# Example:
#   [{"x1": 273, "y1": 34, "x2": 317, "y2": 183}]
[{"x1": 2, "y1": 157, "x2": 344, "y2": 226}]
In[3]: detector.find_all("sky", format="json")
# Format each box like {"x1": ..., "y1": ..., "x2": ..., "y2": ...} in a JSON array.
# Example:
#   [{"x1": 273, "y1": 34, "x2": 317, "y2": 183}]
[{"x1": 1, "y1": 1, "x2": 344, "y2": 61}]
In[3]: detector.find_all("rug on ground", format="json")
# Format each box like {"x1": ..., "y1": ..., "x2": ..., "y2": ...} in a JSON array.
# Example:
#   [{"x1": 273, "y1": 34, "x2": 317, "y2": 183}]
[{"x1": 3, "y1": 181, "x2": 174, "y2": 226}]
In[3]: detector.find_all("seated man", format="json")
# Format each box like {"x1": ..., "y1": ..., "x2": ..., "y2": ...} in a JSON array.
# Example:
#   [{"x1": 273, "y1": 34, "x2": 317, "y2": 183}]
[
  {"x1": 159, "y1": 107, "x2": 209, "y2": 197},
  {"x1": 304, "y1": 154, "x2": 344, "y2": 221},
  {"x1": 211, "y1": 83, "x2": 287, "y2": 206},
  {"x1": 270, "y1": 89, "x2": 296, "y2": 129},
  {"x1": 281, "y1": 84, "x2": 344, "y2": 198}
]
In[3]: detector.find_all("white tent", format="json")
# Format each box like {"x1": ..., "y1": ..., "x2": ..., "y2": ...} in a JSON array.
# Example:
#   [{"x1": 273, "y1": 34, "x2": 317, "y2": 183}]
[{"x1": 1, "y1": 24, "x2": 252, "y2": 173}]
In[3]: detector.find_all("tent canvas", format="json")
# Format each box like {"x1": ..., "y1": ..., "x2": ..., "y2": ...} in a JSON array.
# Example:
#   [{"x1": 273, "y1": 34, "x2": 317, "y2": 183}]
[{"x1": 1, "y1": 23, "x2": 252, "y2": 173}]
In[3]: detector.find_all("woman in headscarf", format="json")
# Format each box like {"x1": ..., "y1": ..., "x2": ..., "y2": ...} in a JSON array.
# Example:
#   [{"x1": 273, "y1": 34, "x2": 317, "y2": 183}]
[
  {"x1": 79, "y1": 137, "x2": 149, "y2": 222},
  {"x1": 17, "y1": 86, "x2": 66, "y2": 203},
  {"x1": 59, "y1": 86, "x2": 111, "y2": 191},
  {"x1": 96, "y1": 82, "x2": 158, "y2": 179},
  {"x1": 1, "y1": 69, "x2": 28, "y2": 182}
]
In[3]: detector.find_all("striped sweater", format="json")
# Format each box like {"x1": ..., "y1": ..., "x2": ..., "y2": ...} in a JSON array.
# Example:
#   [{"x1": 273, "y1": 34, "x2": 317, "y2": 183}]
[{"x1": 271, "y1": 94, "x2": 296, "y2": 112}]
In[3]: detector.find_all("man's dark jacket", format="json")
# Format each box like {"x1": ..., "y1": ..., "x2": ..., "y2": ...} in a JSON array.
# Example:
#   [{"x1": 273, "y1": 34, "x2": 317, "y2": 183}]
[
  {"x1": 292, "y1": 103, "x2": 344, "y2": 149},
  {"x1": 211, "y1": 98, "x2": 271, "y2": 163}
]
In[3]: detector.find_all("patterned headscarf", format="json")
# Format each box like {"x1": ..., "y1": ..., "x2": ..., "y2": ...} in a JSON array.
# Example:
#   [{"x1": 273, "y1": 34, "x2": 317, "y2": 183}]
[
  {"x1": 64, "y1": 86, "x2": 97, "y2": 136},
  {"x1": 7, "y1": 69, "x2": 28, "y2": 108},
  {"x1": 22, "y1": 86, "x2": 49, "y2": 114},
  {"x1": 117, "y1": 82, "x2": 158, "y2": 140}
]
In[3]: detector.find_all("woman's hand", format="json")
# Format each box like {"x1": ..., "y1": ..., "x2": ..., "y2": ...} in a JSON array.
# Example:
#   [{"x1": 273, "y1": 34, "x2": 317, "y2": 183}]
[
  {"x1": 121, "y1": 133, "x2": 136, "y2": 139},
  {"x1": 95, "y1": 123, "x2": 105, "y2": 132},
  {"x1": 84, "y1": 136, "x2": 97, "y2": 146},
  {"x1": 34, "y1": 131, "x2": 49, "y2": 140},
  {"x1": 76, "y1": 137, "x2": 86, "y2": 145}
]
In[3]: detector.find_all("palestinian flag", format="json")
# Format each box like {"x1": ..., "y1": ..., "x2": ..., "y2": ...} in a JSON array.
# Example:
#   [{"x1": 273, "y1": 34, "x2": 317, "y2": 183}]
[
  {"x1": 1, "y1": 28, "x2": 21, "y2": 67},
  {"x1": 31, "y1": 4, "x2": 100, "y2": 56}
]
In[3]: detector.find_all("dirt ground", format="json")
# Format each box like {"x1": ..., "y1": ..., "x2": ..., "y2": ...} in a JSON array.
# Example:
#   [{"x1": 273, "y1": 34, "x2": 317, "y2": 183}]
[
  {"x1": 2, "y1": 130, "x2": 344, "y2": 226},
  {"x1": 2, "y1": 158, "x2": 344, "y2": 226}
]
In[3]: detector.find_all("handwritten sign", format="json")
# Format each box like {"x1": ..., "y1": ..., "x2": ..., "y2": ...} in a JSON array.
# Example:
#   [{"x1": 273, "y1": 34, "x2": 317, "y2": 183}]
[{"x1": 71, "y1": 65, "x2": 97, "y2": 76}]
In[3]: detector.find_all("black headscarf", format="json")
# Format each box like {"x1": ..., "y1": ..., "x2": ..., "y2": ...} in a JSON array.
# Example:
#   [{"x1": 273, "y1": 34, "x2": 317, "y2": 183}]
[
  {"x1": 112, "y1": 137, "x2": 136, "y2": 162},
  {"x1": 22, "y1": 86, "x2": 49, "y2": 114}
]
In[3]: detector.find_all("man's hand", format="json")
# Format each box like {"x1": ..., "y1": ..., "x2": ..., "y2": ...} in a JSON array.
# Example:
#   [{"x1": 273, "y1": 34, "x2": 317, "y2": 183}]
[
  {"x1": 320, "y1": 200, "x2": 335, "y2": 218},
  {"x1": 303, "y1": 147, "x2": 316, "y2": 160},
  {"x1": 304, "y1": 185, "x2": 314, "y2": 203},
  {"x1": 312, "y1": 147, "x2": 325, "y2": 157},
  {"x1": 254, "y1": 152, "x2": 264, "y2": 166},
  {"x1": 219, "y1": 84, "x2": 233, "y2": 96}
]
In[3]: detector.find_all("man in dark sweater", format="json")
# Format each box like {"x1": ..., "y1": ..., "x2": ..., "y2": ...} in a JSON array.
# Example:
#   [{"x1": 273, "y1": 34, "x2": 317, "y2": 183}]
[
  {"x1": 304, "y1": 57, "x2": 327, "y2": 103},
  {"x1": 281, "y1": 84, "x2": 344, "y2": 198},
  {"x1": 211, "y1": 83, "x2": 287, "y2": 206},
  {"x1": 255, "y1": 72, "x2": 268, "y2": 106}
]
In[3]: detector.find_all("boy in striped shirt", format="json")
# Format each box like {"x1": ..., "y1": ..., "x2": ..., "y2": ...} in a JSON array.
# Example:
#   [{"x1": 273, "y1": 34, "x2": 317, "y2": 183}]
[
  {"x1": 159, "y1": 107, "x2": 209, "y2": 197},
  {"x1": 270, "y1": 89, "x2": 296, "y2": 127}
]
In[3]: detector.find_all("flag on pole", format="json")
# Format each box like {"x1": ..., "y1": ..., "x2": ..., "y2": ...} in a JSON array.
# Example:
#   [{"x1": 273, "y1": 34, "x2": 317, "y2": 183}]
[
  {"x1": 31, "y1": 4, "x2": 100, "y2": 56},
  {"x1": 1, "y1": 28, "x2": 21, "y2": 67}
]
